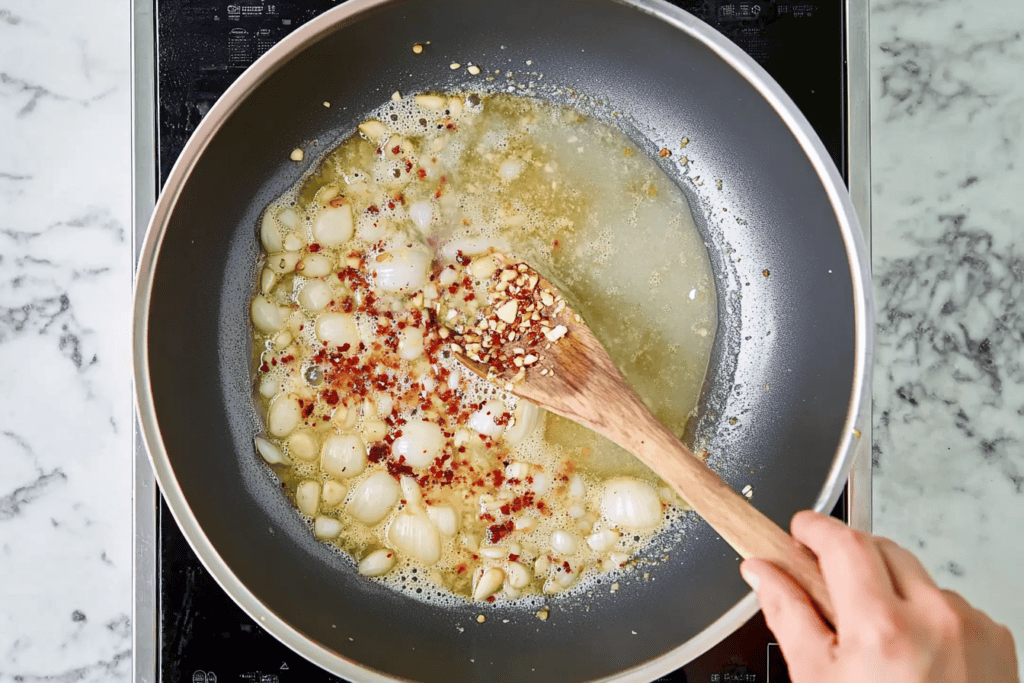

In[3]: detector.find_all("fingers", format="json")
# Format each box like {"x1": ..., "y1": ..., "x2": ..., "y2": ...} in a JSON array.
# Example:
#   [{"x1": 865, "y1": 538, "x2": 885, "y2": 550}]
[
  {"x1": 741, "y1": 558, "x2": 834, "y2": 680},
  {"x1": 875, "y1": 538, "x2": 937, "y2": 600},
  {"x1": 791, "y1": 511, "x2": 897, "y2": 631}
]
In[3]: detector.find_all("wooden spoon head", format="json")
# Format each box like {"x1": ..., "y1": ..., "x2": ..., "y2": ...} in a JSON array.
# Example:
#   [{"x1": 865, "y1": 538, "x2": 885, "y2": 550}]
[{"x1": 450, "y1": 263, "x2": 635, "y2": 438}]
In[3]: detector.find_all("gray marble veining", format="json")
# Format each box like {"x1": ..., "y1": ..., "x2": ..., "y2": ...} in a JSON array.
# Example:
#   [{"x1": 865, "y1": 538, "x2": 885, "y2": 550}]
[
  {"x1": 871, "y1": 0, "x2": 1024, "y2": 663},
  {"x1": 0, "y1": 0, "x2": 133, "y2": 680}
]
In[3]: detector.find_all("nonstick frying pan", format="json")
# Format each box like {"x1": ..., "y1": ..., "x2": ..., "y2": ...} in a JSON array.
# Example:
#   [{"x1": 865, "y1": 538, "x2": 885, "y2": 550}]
[{"x1": 133, "y1": 1, "x2": 872, "y2": 680}]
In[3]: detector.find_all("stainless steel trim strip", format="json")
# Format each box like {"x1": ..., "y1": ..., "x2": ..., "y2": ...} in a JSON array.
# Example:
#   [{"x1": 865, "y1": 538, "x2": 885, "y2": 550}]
[
  {"x1": 845, "y1": 0, "x2": 873, "y2": 533},
  {"x1": 131, "y1": 0, "x2": 158, "y2": 680}
]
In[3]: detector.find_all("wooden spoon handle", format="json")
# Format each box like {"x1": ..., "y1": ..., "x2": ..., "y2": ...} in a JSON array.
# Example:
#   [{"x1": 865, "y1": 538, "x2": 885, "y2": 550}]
[{"x1": 611, "y1": 407, "x2": 837, "y2": 627}]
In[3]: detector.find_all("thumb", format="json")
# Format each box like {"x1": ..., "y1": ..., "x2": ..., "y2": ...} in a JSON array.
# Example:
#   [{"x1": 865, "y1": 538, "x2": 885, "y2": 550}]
[{"x1": 741, "y1": 559, "x2": 834, "y2": 679}]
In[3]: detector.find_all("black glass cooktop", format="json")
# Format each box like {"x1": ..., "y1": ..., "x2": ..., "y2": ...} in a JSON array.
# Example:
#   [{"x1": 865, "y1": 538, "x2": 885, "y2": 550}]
[{"x1": 153, "y1": 2, "x2": 848, "y2": 681}]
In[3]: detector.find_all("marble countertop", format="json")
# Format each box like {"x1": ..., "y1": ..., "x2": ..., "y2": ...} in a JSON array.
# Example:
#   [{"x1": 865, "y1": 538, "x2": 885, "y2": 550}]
[{"x1": 1, "y1": 0, "x2": 1020, "y2": 680}]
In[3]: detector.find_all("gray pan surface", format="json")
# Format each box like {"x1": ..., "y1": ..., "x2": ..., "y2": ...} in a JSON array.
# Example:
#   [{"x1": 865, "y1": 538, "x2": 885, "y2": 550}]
[{"x1": 134, "y1": 0, "x2": 872, "y2": 681}]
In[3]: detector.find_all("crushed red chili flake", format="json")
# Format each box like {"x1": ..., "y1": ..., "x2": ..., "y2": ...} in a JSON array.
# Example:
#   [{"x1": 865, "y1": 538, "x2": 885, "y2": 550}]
[
  {"x1": 368, "y1": 443, "x2": 390, "y2": 463},
  {"x1": 487, "y1": 520, "x2": 514, "y2": 544},
  {"x1": 321, "y1": 389, "x2": 340, "y2": 405},
  {"x1": 308, "y1": 243, "x2": 322, "y2": 253},
  {"x1": 387, "y1": 460, "x2": 415, "y2": 478},
  {"x1": 391, "y1": 145, "x2": 401, "y2": 155},
  {"x1": 328, "y1": 195, "x2": 346, "y2": 208},
  {"x1": 510, "y1": 492, "x2": 535, "y2": 513},
  {"x1": 367, "y1": 204, "x2": 380, "y2": 215},
  {"x1": 301, "y1": 403, "x2": 315, "y2": 419}
]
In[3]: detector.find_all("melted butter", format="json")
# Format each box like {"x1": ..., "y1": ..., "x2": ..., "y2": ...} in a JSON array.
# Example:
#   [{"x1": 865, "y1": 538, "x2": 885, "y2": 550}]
[{"x1": 251, "y1": 93, "x2": 717, "y2": 606}]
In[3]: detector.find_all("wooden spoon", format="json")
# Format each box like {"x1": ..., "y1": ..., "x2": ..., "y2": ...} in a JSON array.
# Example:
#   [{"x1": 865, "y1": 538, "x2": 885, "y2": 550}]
[{"x1": 452, "y1": 261, "x2": 836, "y2": 626}]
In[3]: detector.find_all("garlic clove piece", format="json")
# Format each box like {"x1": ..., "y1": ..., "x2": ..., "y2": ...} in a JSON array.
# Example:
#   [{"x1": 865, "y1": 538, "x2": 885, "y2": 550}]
[
  {"x1": 358, "y1": 548, "x2": 397, "y2": 577},
  {"x1": 347, "y1": 472, "x2": 400, "y2": 525},
  {"x1": 387, "y1": 510, "x2": 441, "y2": 565}
]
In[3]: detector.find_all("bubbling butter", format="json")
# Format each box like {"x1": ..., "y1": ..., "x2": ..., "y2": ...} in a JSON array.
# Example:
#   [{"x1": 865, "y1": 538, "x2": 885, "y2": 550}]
[{"x1": 249, "y1": 92, "x2": 717, "y2": 605}]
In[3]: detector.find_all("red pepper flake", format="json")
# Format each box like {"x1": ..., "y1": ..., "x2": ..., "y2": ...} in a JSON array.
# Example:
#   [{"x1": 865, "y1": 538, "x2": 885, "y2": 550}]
[
  {"x1": 510, "y1": 491, "x2": 535, "y2": 513},
  {"x1": 339, "y1": 342, "x2": 351, "y2": 352},
  {"x1": 259, "y1": 363, "x2": 269, "y2": 373},
  {"x1": 388, "y1": 201, "x2": 396, "y2": 210},
  {"x1": 301, "y1": 403, "x2": 315, "y2": 419},
  {"x1": 367, "y1": 204, "x2": 380, "y2": 215},
  {"x1": 328, "y1": 195, "x2": 346, "y2": 208},
  {"x1": 416, "y1": 168, "x2": 427, "y2": 179},
  {"x1": 308, "y1": 243, "x2": 322, "y2": 253},
  {"x1": 487, "y1": 520, "x2": 514, "y2": 543},
  {"x1": 386, "y1": 458, "x2": 415, "y2": 479},
  {"x1": 508, "y1": 553, "x2": 520, "y2": 562},
  {"x1": 391, "y1": 145, "x2": 401, "y2": 155},
  {"x1": 280, "y1": 355, "x2": 294, "y2": 363},
  {"x1": 322, "y1": 389, "x2": 339, "y2": 405},
  {"x1": 404, "y1": 159, "x2": 413, "y2": 173},
  {"x1": 562, "y1": 560, "x2": 572, "y2": 572},
  {"x1": 270, "y1": 358, "x2": 278, "y2": 366},
  {"x1": 368, "y1": 443, "x2": 389, "y2": 463},
  {"x1": 499, "y1": 503, "x2": 511, "y2": 516}
]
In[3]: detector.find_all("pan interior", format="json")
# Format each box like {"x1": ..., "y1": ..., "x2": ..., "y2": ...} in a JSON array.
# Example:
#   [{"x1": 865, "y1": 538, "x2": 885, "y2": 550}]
[{"x1": 142, "y1": 1, "x2": 860, "y2": 681}]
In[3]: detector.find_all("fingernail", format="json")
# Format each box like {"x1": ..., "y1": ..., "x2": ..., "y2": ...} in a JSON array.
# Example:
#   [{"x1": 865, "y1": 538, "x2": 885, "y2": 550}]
[{"x1": 740, "y1": 566, "x2": 760, "y2": 592}]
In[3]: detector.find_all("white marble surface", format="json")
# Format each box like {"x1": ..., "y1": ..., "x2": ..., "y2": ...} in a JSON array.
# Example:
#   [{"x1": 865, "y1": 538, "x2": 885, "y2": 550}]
[
  {"x1": 0, "y1": 0, "x2": 1021, "y2": 680},
  {"x1": 870, "y1": 0, "x2": 1024, "y2": 668},
  {"x1": 0, "y1": 0, "x2": 133, "y2": 680}
]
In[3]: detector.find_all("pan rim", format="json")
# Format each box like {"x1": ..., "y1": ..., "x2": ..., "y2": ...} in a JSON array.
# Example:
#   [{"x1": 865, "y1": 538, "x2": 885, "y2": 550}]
[{"x1": 132, "y1": 0, "x2": 873, "y2": 680}]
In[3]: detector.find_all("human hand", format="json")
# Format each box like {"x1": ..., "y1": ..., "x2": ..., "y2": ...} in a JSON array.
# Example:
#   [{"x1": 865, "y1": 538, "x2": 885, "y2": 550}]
[{"x1": 740, "y1": 511, "x2": 1019, "y2": 683}]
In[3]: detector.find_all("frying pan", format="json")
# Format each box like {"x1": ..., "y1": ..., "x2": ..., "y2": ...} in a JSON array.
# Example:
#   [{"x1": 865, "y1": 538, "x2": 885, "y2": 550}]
[{"x1": 133, "y1": 0, "x2": 872, "y2": 680}]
